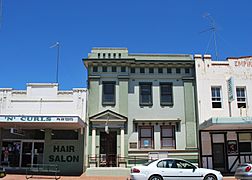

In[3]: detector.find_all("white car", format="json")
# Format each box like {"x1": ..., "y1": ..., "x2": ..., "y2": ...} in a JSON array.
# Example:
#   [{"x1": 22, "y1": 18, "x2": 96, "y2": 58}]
[{"x1": 130, "y1": 158, "x2": 223, "y2": 180}]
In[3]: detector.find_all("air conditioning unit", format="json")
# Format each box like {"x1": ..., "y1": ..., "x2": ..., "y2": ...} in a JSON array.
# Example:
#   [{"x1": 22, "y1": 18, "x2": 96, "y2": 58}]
[{"x1": 10, "y1": 128, "x2": 24, "y2": 136}]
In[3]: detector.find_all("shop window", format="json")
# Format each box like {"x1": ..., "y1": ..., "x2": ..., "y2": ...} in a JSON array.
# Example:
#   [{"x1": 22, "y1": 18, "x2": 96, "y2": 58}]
[
  {"x1": 139, "y1": 126, "x2": 154, "y2": 149},
  {"x1": 149, "y1": 67, "x2": 154, "y2": 74},
  {"x1": 102, "y1": 81, "x2": 116, "y2": 106},
  {"x1": 51, "y1": 130, "x2": 78, "y2": 140},
  {"x1": 161, "y1": 126, "x2": 175, "y2": 148},
  {"x1": 112, "y1": 66, "x2": 117, "y2": 72},
  {"x1": 140, "y1": 67, "x2": 145, "y2": 74},
  {"x1": 139, "y1": 82, "x2": 152, "y2": 106},
  {"x1": 93, "y1": 66, "x2": 98, "y2": 72},
  {"x1": 236, "y1": 87, "x2": 247, "y2": 108},
  {"x1": 160, "y1": 83, "x2": 173, "y2": 106},
  {"x1": 211, "y1": 87, "x2": 222, "y2": 108},
  {"x1": 238, "y1": 133, "x2": 252, "y2": 153}
]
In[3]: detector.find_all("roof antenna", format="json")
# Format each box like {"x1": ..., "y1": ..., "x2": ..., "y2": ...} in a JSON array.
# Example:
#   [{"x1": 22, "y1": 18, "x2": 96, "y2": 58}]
[
  {"x1": 0, "y1": 0, "x2": 2, "y2": 29},
  {"x1": 201, "y1": 13, "x2": 219, "y2": 60},
  {"x1": 50, "y1": 42, "x2": 60, "y2": 84}
]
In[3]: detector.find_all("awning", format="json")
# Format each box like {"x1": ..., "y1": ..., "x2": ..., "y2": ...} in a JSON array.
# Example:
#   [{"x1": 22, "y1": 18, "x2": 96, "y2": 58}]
[
  {"x1": 199, "y1": 117, "x2": 252, "y2": 131},
  {"x1": 0, "y1": 115, "x2": 86, "y2": 129}
]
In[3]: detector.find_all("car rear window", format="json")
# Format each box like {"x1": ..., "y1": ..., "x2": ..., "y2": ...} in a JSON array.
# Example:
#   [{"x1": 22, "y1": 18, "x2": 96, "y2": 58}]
[{"x1": 143, "y1": 159, "x2": 158, "y2": 166}]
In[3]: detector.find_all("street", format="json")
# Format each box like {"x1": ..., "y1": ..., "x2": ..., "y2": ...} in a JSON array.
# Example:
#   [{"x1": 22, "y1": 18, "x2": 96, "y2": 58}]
[{"x1": 1, "y1": 174, "x2": 236, "y2": 180}]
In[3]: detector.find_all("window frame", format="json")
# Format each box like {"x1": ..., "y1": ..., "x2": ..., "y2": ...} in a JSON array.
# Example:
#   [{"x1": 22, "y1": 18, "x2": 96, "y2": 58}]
[
  {"x1": 139, "y1": 82, "x2": 152, "y2": 106},
  {"x1": 236, "y1": 87, "x2": 247, "y2": 108},
  {"x1": 211, "y1": 86, "x2": 222, "y2": 108},
  {"x1": 139, "y1": 126, "x2": 154, "y2": 149},
  {"x1": 160, "y1": 125, "x2": 176, "y2": 149},
  {"x1": 160, "y1": 83, "x2": 173, "y2": 106},
  {"x1": 102, "y1": 81, "x2": 116, "y2": 106}
]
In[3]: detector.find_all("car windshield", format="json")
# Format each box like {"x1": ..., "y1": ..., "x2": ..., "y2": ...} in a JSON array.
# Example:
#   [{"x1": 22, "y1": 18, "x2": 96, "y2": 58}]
[{"x1": 143, "y1": 159, "x2": 158, "y2": 166}]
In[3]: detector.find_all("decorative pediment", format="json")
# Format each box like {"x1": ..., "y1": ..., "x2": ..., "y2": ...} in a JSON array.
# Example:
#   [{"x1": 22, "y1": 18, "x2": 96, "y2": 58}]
[{"x1": 89, "y1": 110, "x2": 127, "y2": 122}]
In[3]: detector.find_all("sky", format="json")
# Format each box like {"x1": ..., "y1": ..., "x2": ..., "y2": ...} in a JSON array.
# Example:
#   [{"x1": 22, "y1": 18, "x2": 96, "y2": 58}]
[{"x1": 0, "y1": 0, "x2": 252, "y2": 90}]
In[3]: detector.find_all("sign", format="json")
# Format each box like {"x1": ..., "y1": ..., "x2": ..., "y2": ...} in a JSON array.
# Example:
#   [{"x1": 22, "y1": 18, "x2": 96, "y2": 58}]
[
  {"x1": 235, "y1": 59, "x2": 252, "y2": 67},
  {"x1": 0, "y1": 116, "x2": 79, "y2": 123},
  {"x1": 227, "y1": 77, "x2": 235, "y2": 102},
  {"x1": 227, "y1": 140, "x2": 238, "y2": 154}
]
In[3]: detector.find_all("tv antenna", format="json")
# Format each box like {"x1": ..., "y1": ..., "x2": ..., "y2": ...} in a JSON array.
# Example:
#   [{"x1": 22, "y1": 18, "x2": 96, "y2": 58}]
[
  {"x1": 201, "y1": 13, "x2": 219, "y2": 60},
  {"x1": 0, "y1": 0, "x2": 3, "y2": 29},
  {"x1": 50, "y1": 42, "x2": 60, "y2": 83}
]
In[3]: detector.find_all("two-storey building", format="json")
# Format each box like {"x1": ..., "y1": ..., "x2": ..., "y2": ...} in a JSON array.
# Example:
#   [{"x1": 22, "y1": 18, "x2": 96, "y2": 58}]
[
  {"x1": 195, "y1": 55, "x2": 252, "y2": 174},
  {"x1": 84, "y1": 48, "x2": 198, "y2": 168},
  {"x1": 0, "y1": 83, "x2": 87, "y2": 175}
]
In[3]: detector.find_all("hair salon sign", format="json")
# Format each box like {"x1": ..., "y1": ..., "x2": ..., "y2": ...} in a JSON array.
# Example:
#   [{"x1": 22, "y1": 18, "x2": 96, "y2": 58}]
[{"x1": 0, "y1": 115, "x2": 79, "y2": 123}]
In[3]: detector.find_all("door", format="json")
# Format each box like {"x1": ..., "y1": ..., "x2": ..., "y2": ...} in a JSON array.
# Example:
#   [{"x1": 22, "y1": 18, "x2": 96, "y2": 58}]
[
  {"x1": 21, "y1": 141, "x2": 44, "y2": 167},
  {"x1": 213, "y1": 143, "x2": 226, "y2": 171},
  {"x1": 100, "y1": 131, "x2": 117, "y2": 167}
]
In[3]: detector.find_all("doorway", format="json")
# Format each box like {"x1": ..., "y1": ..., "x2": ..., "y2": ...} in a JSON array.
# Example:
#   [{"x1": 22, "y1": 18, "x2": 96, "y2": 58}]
[
  {"x1": 100, "y1": 131, "x2": 117, "y2": 167},
  {"x1": 21, "y1": 141, "x2": 44, "y2": 167},
  {"x1": 213, "y1": 143, "x2": 226, "y2": 172}
]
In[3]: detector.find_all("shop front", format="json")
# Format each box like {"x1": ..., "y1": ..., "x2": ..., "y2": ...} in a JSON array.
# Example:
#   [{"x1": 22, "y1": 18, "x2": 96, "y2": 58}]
[
  {"x1": 199, "y1": 117, "x2": 252, "y2": 174},
  {"x1": 0, "y1": 115, "x2": 86, "y2": 175}
]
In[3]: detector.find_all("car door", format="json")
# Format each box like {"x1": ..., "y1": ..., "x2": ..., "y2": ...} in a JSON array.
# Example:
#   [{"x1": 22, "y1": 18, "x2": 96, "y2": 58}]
[
  {"x1": 156, "y1": 160, "x2": 181, "y2": 180},
  {"x1": 175, "y1": 160, "x2": 203, "y2": 180}
]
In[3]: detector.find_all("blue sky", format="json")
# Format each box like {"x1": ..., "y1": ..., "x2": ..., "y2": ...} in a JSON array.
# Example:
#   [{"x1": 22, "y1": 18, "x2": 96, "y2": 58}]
[{"x1": 0, "y1": 0, "x2": 251, "y2": 90}]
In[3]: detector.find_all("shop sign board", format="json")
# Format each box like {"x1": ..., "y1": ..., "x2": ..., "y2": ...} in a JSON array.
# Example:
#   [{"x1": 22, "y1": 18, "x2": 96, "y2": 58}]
[
  {"x1": 0, "y1": 115, "x2": 79, "y2": 123},
  {"x1": 227, "y1": 77, "x2": 235, "y2": 102}
]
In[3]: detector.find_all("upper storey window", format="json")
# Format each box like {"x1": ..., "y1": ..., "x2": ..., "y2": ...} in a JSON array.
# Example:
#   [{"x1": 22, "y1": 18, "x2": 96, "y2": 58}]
[
  {"x1": 93, "y1": 66, "x2": 98, "y2": 72},
  {"x1": 236, "y1": 87, "x2": 246, "y2": 108},
  {"x1": 176, "y1": 68, "x2": 181, "y2": 74},
  {"x1": 112, "y1": 66, "x2": 117, "y2": 72},
  {"x1": 103, "y1": 53, "x2": 106, "y2": 59},
  {"x1": 185, "y1": 68, "x2": 190, "y2": 74},
  {"x1": 140, "y1": 68, "x2": 145, "y2": 74},
  {"x1": 149, "y1": 68, "x2": 154, "y2": 74},
  {"x1": 211, "y1": 87, "x2": 222, "y2": 108},
  {"x1": 167, "y1": 68, "x2": 172, "y2": 74},
  {"x1": 158, "y1": 68, "x2": 163, "y2": 74},
  {"x1": 121, "y1": 66, "x2": 126, "y2": 72},
  {"x1": 102, "y1": 81, "x2": 115, "y2": 106},
  {"x1": 160, "y1": 83, "x2": 173, "y2": 106},
  {"x1": 139, "y1": 83, "x2": 152, "y2": 106}
]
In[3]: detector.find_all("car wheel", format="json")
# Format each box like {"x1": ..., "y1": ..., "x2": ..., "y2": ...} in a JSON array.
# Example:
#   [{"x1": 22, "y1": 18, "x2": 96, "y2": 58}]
[
  {"x1": 204, "y1": 174, "x2": 217, "y2": 180},
  {"x1": 148, "y1": 175, "x2": 163, "y2": 180}
]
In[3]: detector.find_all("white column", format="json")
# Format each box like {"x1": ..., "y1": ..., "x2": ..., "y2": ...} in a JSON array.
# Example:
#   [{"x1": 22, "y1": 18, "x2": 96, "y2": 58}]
[
  {"x1": 91, "y1": 128, "x2": 96, "y2": 157},
  {"x1": 120, "y1": 128, "x2": 125, "y2": 157}
]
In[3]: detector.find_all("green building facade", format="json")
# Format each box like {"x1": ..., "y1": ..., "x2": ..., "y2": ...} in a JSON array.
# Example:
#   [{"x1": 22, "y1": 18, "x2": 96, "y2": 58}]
[{"x1": 84, "y1": 48, "x2": 198, "y2": 168}]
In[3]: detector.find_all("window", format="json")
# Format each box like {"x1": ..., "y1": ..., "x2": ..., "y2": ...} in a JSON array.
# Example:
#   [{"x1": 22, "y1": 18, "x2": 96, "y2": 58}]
[
  {"x1": 236, "y1": 87, "x2": 246, "y2": 108},
  {"x1": 167, "y1": 68, "x2": 172, "y2": 74},
  {"x1": 112, "y1": 66, "x2": 117, "y2": 72},
  {"x1": 103, "y1": 53, "x2": 106, "y2": 58},
  {"x1": 238, "y1": 133, "x2": 252, "y2": 153},
  {"x1": 51, "y1": 130, "x2": 78, "y2": 140},
  {"x1": 185, "y1": 68, "x2": 190, "y2": 74},
  {"x1": 176, "y1": 68, "x2": 181, "y2": 74},
  {"x1": 93, "y1": 66, "x2": 98, "y2": 72},
  {"x1": 113, "y1": 53, "x2": 116, "y2": 58},
  {"x1": 211, "y1": 87, "x2": 222, "y2": 108},
  {"x1": 102, "y1": 81, "x2": 115, "y2": 105},
  {"x1": 149, "y1": 68, "x2": 154, "y2": 74},
  {"x1": 108, "y1": 53, "x2": 111, "y2": 59},
  {"x1": 139, "y1": 83, "x2": 152, "y2": 106},
  {"x1": 161, "y1": 126, "x2": 175, "y2": 148},
  {"x1": 130, "y1": 67, "x2": 135, "y2": 73},
  {"x1": 158, "y1": 68, "x2": 163, "y2": 74},
  {"x1": 121, "y1": 66, "x2": 126, "y2": 72},
  {"x1": 102, "y1": 66, "x2": 107, "y2": 72},
  {"x1": 119, "y1": 53, "x2": 121, "y2": 58},
  {"x1": 139, "y1": 126, "x2": 153, "y2": 148},
  {"x1": 160, "y1": 83, "x2": 173, "y2": 106},
  {"x1": 98, "y1": 53, "x2": 100, "y2": 59},
  {"x1": 140, "y1": 67, "x2": 145, "y2": 74}
]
